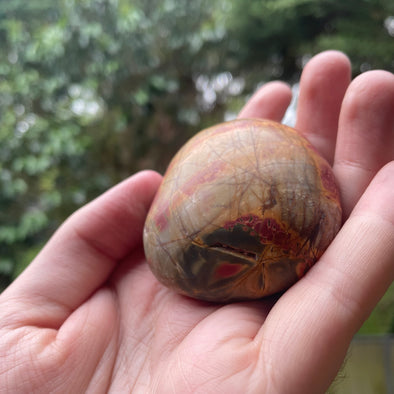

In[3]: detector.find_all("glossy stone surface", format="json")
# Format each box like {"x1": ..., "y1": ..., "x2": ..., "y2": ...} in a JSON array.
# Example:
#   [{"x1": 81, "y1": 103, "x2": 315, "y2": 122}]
[{"x1": 143, "y1": 119, "x2": 342, "y2": 302}]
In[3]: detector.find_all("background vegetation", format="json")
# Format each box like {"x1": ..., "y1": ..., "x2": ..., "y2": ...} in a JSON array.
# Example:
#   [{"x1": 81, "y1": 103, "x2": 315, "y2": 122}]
[{"x1": 1, "y1": 0, "x2": 393, "y2": 333}]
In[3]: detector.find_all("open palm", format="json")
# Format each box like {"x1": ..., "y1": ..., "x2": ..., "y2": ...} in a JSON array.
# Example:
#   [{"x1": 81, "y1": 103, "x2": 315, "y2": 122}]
[{"x1": 1, "y1": 51, "x2": 393, "y2": 394}]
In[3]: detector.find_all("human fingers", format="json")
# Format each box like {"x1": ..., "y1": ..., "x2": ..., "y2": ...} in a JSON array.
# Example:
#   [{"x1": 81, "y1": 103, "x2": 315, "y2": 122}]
[
  {"x1": 237, "y1": 81, "x2": 292, "y2": 121},
  {"x1": 0, "y1": 170, "x2": 162, "y2": 328},
  {"x1": 334, "y1": 70, "x2": 394, "y2": 219},
  {"x1": 254, "y1": 162, "x2": 394, "y2": 393},
  {"x1": 296, "y1": 51, "x2": 351, "y2": 164}
]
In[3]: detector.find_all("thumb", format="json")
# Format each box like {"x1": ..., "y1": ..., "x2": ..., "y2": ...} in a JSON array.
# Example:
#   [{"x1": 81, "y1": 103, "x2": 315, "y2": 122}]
[{"x1": 0, "y1": 170, "x2": 162, "y2": 329}]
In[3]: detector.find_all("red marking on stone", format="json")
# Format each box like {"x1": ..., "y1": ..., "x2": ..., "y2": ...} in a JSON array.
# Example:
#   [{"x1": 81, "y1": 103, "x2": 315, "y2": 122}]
[
  {"x1": 185, "y1": 119, "x2": 271, "y2": 155},
  {"x1": 181, "y1": 159, "x2": 226, "y2": 196},
  {"x1": 153, "y1": 204, "x2": 170, "y2": 231},
  {"x1": 295, "y1": 261, "x2": 308, "y2": 278},
  {"x1": 296, "y1": 257, "x2": 314, "y2": 278},
  {"x1": 223, "y1": 214, "x2": 295, "y2": 252},
  {"x1": 154, "y1": 212, "x2": 168, "y2": 231},
  {"x1": 182, "y1": 120, "x2": 243, "y2": 154},
  {"x1": 319, "y1": 163, "x2": 340, "y2": 201},
  {"x1": 215, "y1": 262, "x2": 244, "y2": 278}
]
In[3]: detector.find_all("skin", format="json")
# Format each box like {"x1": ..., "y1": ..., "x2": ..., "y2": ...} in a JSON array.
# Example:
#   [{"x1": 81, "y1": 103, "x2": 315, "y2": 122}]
[{"x1": 0, "y1": 50, "x2": 393, "y2": 393}]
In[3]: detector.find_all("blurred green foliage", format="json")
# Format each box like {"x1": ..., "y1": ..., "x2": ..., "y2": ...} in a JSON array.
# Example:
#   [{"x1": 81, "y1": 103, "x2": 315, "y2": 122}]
[
  {"x1": 0, "y1": 0, "x2": 393, "y2": 332},
  {"x1": 226, "y1": 0, "x2": 394, "y2": 78}
]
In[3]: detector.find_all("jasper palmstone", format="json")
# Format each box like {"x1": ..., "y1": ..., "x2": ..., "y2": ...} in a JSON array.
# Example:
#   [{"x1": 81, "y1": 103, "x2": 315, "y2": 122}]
[{"x1": 143, "y1": 118, "x2": 342, "y2": 302}]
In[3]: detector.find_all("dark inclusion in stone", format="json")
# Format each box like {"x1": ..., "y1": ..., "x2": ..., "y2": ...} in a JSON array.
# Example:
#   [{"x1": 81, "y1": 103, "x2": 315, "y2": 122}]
[{"x1": 178, "y1": 224, "x2": 263, "y2": 291}]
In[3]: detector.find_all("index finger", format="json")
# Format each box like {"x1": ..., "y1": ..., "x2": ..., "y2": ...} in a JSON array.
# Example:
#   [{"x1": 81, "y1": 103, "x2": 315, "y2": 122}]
[{"x1": 237, "y1": 81, "x2": 292, "y2": 121}]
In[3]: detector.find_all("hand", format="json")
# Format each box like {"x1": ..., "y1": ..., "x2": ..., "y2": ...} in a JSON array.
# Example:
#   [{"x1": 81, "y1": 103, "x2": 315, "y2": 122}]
[{"x1": 1, "y1": 51, "x2": 393, "y2": 393}]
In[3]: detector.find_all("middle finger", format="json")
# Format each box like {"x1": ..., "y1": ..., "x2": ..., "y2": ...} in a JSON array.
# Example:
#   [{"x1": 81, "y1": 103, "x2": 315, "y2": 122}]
[{"x1": 296, "y1": 51, "x2": 351, "y2": 164}]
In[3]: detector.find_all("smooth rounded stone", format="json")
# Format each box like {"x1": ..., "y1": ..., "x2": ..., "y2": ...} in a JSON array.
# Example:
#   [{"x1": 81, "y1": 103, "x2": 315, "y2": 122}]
[{"x1": 143, "y1": 118, "x2": 342, "y2": 302}]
